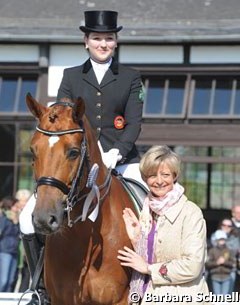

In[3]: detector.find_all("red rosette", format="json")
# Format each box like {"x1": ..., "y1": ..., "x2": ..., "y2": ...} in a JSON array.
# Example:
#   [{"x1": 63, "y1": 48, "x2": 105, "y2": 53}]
[{"x1": 114, "y1": 115, "x2": 125, "y2": 130}]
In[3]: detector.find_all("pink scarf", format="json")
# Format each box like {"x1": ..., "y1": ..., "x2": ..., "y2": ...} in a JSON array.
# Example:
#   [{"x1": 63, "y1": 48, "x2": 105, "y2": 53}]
[
  {"x1": 147, "y1": 182, "x2": 185, "y2": 216},
  {"x1": 128, "y1": 182, "x2": 184, "y2": 304}
]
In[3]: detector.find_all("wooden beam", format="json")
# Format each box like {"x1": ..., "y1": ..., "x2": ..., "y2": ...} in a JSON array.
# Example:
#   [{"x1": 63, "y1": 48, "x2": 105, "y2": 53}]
[{"x1": 137, "y1": 123, "x2": 240, "y2": 147}]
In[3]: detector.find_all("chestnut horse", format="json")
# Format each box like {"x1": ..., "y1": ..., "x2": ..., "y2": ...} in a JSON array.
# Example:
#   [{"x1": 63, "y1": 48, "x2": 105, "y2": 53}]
[{"x1": 26, "y1": 94, "x2": 135, "y2": 305}]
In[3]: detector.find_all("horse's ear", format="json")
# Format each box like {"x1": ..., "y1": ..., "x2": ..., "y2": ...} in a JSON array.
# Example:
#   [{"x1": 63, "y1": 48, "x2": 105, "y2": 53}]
[
  {"x1": 72, "y1": 97, "x2": 85, "y2": 123},
  {"x1": 26, "y1": 93, "x2": 46, "y2": 120}
]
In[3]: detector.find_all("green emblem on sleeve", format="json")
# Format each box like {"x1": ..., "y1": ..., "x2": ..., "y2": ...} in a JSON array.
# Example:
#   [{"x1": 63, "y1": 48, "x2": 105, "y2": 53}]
[{"x1": 138, "y1": 82, "x2": 146, "y2": 102}]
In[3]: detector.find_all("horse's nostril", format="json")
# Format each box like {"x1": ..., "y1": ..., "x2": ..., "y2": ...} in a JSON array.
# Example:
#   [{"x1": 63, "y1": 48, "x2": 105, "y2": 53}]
[{"x1": 48, "y1": 215, "x2": 59, "y2": 231}]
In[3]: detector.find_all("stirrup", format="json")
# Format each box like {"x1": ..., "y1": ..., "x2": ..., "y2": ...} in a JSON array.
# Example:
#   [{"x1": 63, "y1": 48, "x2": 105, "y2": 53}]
[
  {"x1": 18, "y1": 288, "x2": 50, "y2": 305},
  {"x1": 17, "y1": 289, "x2": 41, "y2": 305}
]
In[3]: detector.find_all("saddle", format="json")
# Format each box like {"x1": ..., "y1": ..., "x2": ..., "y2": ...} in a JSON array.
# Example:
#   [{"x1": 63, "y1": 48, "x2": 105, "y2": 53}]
[{"x1": 114, "y1": 171, "x2": 148, "y2": 215}]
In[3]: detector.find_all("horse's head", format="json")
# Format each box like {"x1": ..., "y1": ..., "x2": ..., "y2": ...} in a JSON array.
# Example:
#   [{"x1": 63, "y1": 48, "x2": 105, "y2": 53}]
[{"x1": 26, "y1": 94, "x2": 104, "y2": 235}]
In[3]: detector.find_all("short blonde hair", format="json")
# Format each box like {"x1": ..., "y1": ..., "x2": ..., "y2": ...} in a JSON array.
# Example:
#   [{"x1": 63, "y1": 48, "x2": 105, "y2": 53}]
[
  {"x1": 15, "y1": 189, "x2": 31, "y2": 201},
  {"x1": 139, "y1": 145, "x2": 181, "y2": 182}
]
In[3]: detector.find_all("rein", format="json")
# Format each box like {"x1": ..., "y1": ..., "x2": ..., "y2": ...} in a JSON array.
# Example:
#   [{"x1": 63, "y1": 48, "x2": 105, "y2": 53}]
[{"x1": 34, "y1": 102, "x2": 112, "y2": 227}]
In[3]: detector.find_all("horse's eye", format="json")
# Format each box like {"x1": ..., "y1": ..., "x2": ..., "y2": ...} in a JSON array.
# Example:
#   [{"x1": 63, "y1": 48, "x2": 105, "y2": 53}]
[{"x1": 67, "y1": 148, "x2": 80, "y2": 160}]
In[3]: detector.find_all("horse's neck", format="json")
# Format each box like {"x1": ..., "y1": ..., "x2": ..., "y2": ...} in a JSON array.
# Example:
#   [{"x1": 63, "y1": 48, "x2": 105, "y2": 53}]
[{"x1": 84, "y1": 117, "x2": 108, "y2": 186}]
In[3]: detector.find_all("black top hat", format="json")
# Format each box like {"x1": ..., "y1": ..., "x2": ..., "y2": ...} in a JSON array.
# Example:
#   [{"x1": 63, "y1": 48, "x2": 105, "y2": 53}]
[{"x1": 79, "y1": 10, "x2": 122, "y2": 33}]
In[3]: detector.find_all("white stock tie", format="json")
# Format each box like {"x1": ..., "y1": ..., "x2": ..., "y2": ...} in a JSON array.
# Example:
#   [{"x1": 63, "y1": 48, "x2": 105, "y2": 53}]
[
  {"x1": 94, "y1": 64, "x2": 109, "y2": 84},
  {"x1": 91, "y1": 59, "x2": 111, "y2": 84}
]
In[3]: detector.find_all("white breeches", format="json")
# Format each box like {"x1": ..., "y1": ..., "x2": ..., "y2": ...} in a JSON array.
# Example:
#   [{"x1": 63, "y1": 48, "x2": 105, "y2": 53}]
[
  {"x1": 116, "y1": 163, "x2": 148, "y2": 188},
  {"x1": 19, "y1": 193, "x2": 37, "y2": 235},
  {"x1": 19, "y1": 163, "x2": 147, "y2": 235}
]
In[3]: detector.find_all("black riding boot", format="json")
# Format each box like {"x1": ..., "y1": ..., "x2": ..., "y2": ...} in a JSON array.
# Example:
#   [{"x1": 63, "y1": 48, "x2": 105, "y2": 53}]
[{"x1": 21, "y1": 234, "x2": 51, "y2": 305}]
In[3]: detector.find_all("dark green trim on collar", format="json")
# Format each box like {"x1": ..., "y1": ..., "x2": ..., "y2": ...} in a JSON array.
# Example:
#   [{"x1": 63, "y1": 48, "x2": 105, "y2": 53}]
[{"x1": 83, "y1": 59, "x2": 92, "y2": 73}]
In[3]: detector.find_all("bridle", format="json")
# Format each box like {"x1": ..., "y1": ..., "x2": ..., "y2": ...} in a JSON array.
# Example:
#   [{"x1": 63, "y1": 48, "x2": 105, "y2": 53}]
[
  {"x1": 34, "y1": 101, "x2": 112, "y2": 227},
  {"x1": 35, "y1": 125, "x2": 87, "y2": 197}
]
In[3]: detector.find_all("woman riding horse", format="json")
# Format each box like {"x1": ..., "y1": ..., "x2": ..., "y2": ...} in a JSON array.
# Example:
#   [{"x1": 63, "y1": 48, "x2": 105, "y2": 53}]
[{"x1": 20, "y1": 10, "x2": 144, "y2": 305}]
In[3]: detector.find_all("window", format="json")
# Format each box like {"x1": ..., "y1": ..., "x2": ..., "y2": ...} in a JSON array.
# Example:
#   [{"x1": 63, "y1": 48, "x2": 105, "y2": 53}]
[
  {"x1": 180, "y1": 162, "x2": 208, "y2": 209},
  {"x1": 143, "y1": 74, "x2": 240, "y2": 119},
  {"x1": 0, "y1": 68, "x2": 40, "y2": 197},
  {"x1": 0, "y1": 122, "x2": 35, "y2": 198},
  {"x1": 17, "y1": 126, "x2": 35, "y2": 189},
  {"x1": 0, "y1": 76, "x2": 38, "y2": 114},
  {"x1": 210, "y1": 163, "x2": 240, "y2": 209},
  {"x1": 189, "y1": 76, "x2": 240, "y2": 118},
  {"x1": 175, "y1": 146, "x2": 240, "y2": 209},
  {"x1": 143, "y1": 76, "x2": 187, "y2": 118}
]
